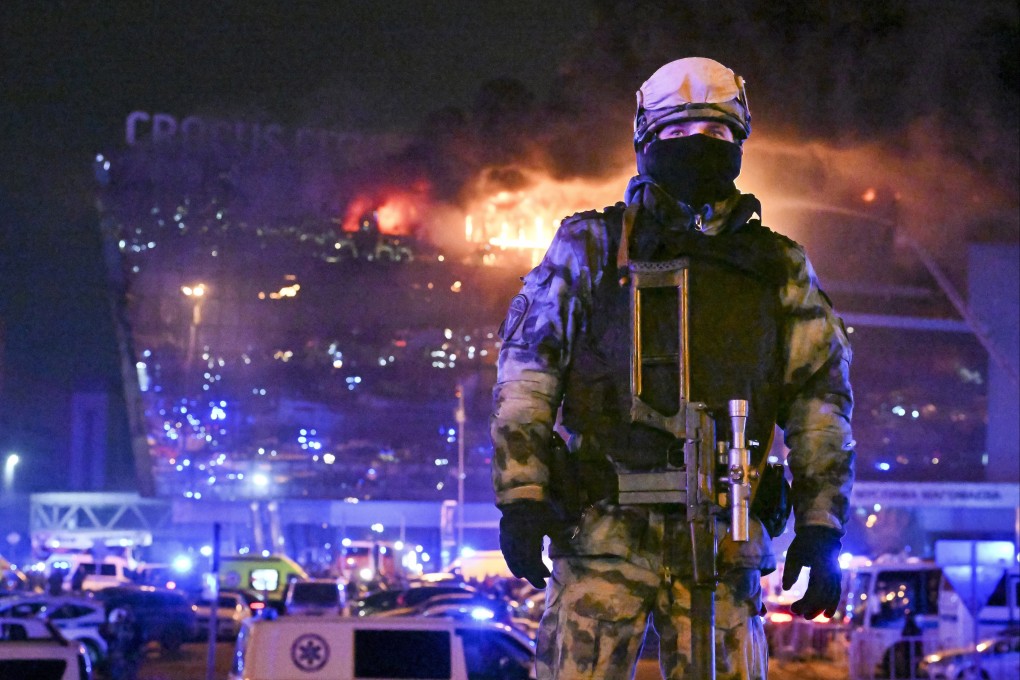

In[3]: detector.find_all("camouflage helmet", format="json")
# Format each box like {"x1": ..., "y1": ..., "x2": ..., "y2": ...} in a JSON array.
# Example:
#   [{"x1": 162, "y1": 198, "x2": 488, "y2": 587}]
[{"x1": 634, "y1": 57, "x2": 751, "y2": 148}]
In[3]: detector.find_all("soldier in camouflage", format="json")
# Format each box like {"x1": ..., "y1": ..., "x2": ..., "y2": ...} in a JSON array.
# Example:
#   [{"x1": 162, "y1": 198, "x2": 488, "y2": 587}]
[{"x1": 490, "y1": 57, "x2": 855, "y2": 679}]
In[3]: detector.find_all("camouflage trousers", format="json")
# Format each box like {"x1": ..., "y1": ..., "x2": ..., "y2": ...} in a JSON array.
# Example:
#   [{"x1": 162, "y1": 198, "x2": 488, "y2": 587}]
[{"x1": 536, "y1": 556, "x2": 767, "y2": 680}]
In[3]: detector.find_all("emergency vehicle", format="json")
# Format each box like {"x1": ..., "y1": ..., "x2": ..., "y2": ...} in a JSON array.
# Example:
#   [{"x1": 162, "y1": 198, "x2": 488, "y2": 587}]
[
  {"x1": 230, "y1": 615, "x2": 535, "y2": 680},
  {"x1": 219, "y1": 554, "x2": 309, "y2": 611},
  {"x1": 845, "y1": 555, "x2": 1019, "y2": 680}
]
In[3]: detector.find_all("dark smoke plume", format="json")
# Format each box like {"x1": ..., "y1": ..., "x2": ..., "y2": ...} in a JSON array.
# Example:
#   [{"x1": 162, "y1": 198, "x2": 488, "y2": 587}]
[{"x1": 373, "y1": 0, "x2": 1018, "y2": 277}]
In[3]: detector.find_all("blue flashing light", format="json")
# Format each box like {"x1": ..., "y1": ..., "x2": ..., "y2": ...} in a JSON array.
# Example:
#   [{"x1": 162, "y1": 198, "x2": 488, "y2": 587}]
[
  {"x1": 876, "y1": 462, "x2": 891, "y2": 472},
  {"x1": 470, "y1": 607, "x2": 495, "y2": 621},
  {"x1": 172, "y1": 555, "x2": 194, "y2": 573}
]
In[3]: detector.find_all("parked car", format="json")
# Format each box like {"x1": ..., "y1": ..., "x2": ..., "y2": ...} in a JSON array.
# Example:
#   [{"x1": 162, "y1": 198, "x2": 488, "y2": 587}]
[
  {"x1": 920, "y1": 630, "x2": 1020, "y2": 680},
  {"x1": 0, "y1": 595, "x2": 107, "y2": 666},
  {"x1": 285, "y1": 578, "x2": 347, "y2": 617},
  {"x1": 0, "y1": 563, "x2": 30, "y2": 598},
  {"x1": 193, "y1": 591, "x2": 253, "y2": 640},
  {"x1": 420, "y1": 597, "x2": 515, "y2": 626},
  {"x1": 230, "y1": 615, "x2": 535, "y2": 680},
  {"x1": 92, "y1": 586, "x2": 197, "y2": 652},
  {"x1": 354, "y1": 583, "x2": 477, "y2": 617},
  {"x1": 508, "y1": 586, "x2": 544, "y2": 639},
  {"x1": 375, "y1": 592, "x2": 515, "y2": 626},
  {"x1": 221, "y1": 588, "x2": 269, "y2": 616},
  {"x1": 0, "y1": 616, "x2": 93, "y2": 680}
]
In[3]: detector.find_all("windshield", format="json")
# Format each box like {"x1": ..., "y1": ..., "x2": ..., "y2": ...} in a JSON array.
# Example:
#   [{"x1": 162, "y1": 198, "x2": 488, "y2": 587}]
[
  {"x1": 199, "y1": 596, "x2": 238, "y2": 608},
  {"x1": 846, "y1": 573, "x2": 872, "y2": 627},
  {"x1": 250, "y1": 569, "x2": 279, "y2": 592},
  {"x1": 292, "y1": 583, "x2": 339, "y2": 605},
  {"x1": 870, "y1": 569, "x2": 940, "y2": 629}
]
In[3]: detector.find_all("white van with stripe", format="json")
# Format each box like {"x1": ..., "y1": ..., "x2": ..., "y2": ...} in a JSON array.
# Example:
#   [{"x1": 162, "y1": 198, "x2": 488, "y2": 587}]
[{"x1": 230, "y1": 615, "x2": 535, "y2": 680}]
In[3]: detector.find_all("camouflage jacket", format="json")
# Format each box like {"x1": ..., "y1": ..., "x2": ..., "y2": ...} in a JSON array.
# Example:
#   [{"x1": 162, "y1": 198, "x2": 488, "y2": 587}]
[{"x1": 490, "y1": 177, "x2": 855, "y2": 563}]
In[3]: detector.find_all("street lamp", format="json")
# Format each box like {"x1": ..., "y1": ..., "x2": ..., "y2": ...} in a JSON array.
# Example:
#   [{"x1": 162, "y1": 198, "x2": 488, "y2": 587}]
[
  {"x1": 454, "y1": 385, "x2": 466, "y2": 560},
  {"x1": 3, "y1": 453, "x2": 19, "y2": 493},
  {"x1": 181, "y1": 283, "x2": 206, "y2": 367}
]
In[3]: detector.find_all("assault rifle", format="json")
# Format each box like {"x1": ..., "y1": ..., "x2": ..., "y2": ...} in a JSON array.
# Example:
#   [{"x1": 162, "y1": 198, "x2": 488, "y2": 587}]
[{"x1": 616, "y1": 204, "x2": 754, "y2": 680}]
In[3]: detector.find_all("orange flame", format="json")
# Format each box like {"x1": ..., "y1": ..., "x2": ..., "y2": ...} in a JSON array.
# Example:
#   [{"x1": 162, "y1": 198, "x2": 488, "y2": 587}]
[
  {"x1": 341, "y1": 185, "x2": 431, "y2": 236},
  {"x1": 463, "y1": 167, "x2": 629, "y2": 264}
]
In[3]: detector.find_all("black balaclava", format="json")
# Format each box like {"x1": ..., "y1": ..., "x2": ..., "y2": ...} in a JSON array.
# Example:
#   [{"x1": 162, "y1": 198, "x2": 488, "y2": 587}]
[{"x1": 636, "y1": 134, "x2": 742, "y2": 207}]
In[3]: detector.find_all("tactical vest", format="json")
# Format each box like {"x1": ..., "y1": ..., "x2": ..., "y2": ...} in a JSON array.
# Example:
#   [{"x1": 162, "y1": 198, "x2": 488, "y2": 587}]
[{"x1": 561, "y1": 204, "x2": 794, "y2": 488}]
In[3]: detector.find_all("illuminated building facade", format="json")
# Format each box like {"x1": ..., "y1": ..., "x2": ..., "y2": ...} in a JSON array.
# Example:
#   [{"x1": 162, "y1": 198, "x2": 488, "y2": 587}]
[{"x1": 87, "y1": 108, "x2": 1018, "y2": 563}]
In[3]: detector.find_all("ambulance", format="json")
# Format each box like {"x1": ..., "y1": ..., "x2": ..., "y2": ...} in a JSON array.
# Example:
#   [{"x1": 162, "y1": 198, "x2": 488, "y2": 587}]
[
  {"x1": 229, "y1": 615, "x2": 535, "y2": 680},
  {"x1": 219, "y1": 554, "x2": 309, "y2": 612}
]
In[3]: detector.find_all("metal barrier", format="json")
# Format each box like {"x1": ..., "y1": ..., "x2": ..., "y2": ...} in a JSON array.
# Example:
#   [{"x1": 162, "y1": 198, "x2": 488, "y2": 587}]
[
  {"x1": 771, "y1": 620, "x2": 850, "y2": 662},
  {"x1": 848, "y1": 631, "x2": 939, "y2": 680}
]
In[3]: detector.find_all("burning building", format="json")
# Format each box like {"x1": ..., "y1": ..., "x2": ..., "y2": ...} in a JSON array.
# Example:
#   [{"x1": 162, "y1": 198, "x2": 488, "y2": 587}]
[{"x1": 95, "y1": 8, "x2": 1017, "y2": 517}]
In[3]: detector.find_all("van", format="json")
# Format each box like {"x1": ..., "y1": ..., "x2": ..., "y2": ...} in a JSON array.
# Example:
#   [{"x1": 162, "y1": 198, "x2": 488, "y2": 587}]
[
  {"x1": 230, "y1": 615, "x2": 535, "y2": 680},
  {"x1": 285, "y1": 578, "x2": 347, "y2": 616},
  {"x1": 45, "y1": 554, "x2": 132, "y2": 591},
  {"x1": 219, "y1": 554, "x2": 309, "y2": 612},
  {"x1": 845, "y1": 559, "x2": 942, "y2": 679},
  {"x1": 845, "y1": 557, "x2": 1020, "y2": 680}
]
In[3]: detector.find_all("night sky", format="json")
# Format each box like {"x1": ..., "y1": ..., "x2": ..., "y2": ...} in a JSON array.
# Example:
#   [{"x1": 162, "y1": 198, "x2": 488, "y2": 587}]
[
  {"x1": 0, "y1": 1, "x2": 596, "y2": 489},
  {"x1": 1, "y1": 1, "x2": 1017, "y2": 492}
]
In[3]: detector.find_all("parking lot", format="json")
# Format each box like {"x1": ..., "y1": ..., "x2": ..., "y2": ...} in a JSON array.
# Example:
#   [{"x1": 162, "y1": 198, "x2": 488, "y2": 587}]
[{"x1": 135, "y1": 640, "x2": 849, "y2": 680}]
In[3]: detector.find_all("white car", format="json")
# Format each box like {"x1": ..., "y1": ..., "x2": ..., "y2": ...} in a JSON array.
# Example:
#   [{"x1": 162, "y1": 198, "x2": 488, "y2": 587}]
[
  {"x1": 284, "y1": 578, "x2": 347, "y2": 617},
  {"x1": 920, "y1": 631, "x2": 1020, "y2": 680},
  {"x1": 0, "y1": 595, "x2": 107, "y2": 666},
  {"x1": 0, "y1": 616, "x2": 93, "y2": 680},
  {"x1": 193, "y1": 591, "x2": 253, "y2": 639}
]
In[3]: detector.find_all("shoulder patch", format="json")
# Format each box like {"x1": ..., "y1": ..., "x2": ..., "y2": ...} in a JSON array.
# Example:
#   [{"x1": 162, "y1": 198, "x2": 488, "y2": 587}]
[{"x1": 500, "y1": 294, "x2": 530, "y2": 340}]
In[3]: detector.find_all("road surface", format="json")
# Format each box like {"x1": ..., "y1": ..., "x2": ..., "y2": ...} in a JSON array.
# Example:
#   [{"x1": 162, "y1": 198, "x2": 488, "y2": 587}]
[{"x1": 134, "y1": 641, "x2": 850, "y2": 680}]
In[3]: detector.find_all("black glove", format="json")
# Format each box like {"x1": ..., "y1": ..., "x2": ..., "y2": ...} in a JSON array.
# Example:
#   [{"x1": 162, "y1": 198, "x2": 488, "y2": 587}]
[
  {"x1": 498, "y1": 501, "x2": 559, "y2": 589},
  {"x1": 782, "y1": 526, "x2": 843, "y2": 619}
]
